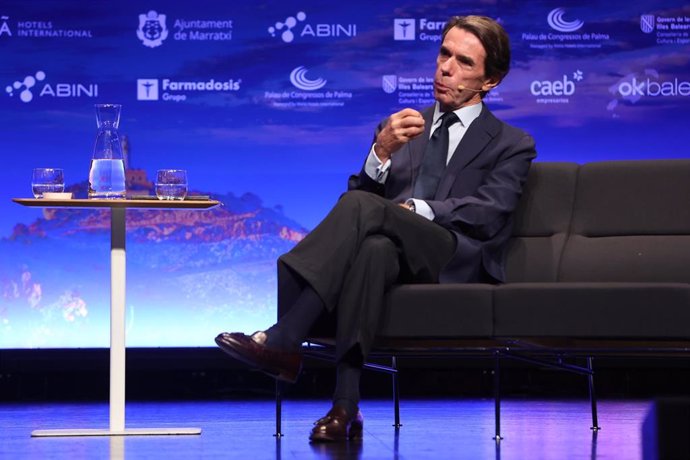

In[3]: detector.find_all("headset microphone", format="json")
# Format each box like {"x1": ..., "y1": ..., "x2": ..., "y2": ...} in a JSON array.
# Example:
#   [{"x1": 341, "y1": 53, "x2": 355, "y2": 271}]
[{"x1": 457, "y1": 84, "x2": 484, "y2": 92}]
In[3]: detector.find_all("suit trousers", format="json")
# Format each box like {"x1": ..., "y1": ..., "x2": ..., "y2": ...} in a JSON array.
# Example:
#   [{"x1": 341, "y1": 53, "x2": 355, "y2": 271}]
[{"x1": 278, "y1": 190, "x2": 456, "y2": 361}]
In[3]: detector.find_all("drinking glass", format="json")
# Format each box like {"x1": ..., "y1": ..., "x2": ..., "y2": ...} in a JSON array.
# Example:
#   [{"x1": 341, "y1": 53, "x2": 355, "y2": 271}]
[
  {"x1": 32, "y1": 168, "x2": 65, "y2": 198},
  {"x1": 155, "y1": 169, "x2": 187, "y2": 200}
]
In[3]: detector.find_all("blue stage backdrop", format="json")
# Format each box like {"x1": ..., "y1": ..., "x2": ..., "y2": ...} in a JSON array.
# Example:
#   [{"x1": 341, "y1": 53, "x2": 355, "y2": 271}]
[{"x1": 1, "y1": 1, "x2": 688, "y2": 348}]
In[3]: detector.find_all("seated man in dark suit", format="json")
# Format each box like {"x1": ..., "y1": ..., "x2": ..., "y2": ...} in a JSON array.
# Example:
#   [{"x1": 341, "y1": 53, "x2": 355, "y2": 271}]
[{"x1": 216, "y1": 15, "x2": 536, "y2": 442}]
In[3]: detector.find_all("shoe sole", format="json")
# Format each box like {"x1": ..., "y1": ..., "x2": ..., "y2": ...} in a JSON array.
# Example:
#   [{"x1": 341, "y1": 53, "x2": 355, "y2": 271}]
[{"x1": 214, "y1": 335, "x2": 299, "y2": 383}]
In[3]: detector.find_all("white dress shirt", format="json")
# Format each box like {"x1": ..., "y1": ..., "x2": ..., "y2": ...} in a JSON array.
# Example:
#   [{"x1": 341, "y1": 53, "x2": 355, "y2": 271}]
[{"x1": 365, "y1": 102, "x2": 483, "y2": 220}]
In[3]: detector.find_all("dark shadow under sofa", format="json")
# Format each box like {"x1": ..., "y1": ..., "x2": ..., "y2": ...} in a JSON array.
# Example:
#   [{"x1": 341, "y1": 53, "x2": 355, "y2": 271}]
[{"x1": 276, "y1": 159, "x2": 690, "y2": 438}]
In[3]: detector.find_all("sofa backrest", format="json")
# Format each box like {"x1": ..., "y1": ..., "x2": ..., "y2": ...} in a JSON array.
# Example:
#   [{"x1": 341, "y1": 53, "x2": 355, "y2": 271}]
[
  {"x1": 505, "y1": 162, "x2": 579, "y2": 282},
  {"x1": 559, "y1": 159, "x2": 690, "y2": 283}
]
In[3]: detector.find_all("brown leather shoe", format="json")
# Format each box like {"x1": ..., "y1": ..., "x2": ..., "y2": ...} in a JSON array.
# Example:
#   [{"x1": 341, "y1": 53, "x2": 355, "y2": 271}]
[
  {"x1": 309, "y1": 405, "x2": 364, "y2": 443},
  {"x1": 214, "y1": 332, "x2": 302, "y2": 383}
]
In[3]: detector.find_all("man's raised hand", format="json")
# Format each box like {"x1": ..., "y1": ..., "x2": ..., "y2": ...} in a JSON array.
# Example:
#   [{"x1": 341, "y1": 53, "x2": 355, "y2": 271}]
[{"x1": 374, "y1": 108, "x2": 425, "y2": 162}]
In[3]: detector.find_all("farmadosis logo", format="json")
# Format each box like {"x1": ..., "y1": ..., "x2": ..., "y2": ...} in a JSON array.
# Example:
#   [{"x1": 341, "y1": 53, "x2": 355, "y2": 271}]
[
  {"x1": 137, "y1": 79, "x2": 159, "y2": 100},
  {"x1": 289, "y1": 66, "x2": 326, "y2": 91},
  {"x1": 394, "y1": 19, "x2": 415, "y2": 40},
  {"x1": 547, "y1": 8, "x2": 584, "y2": 32},
  {"x1": 137, "y1": 10, "x2": 168, "y2": 48}
]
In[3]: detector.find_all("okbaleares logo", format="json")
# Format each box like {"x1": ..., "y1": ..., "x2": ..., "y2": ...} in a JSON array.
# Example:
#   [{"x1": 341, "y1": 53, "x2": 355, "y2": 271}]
[
  {"x1": 607, "y1": 69, "x2": 690, "y2": 117},
  {"x1": 137, "y1": 77, "x2": 241, "y2": 102},
  {"x1": 264, "y1": 66, "x2": 352, "y2": 109}
]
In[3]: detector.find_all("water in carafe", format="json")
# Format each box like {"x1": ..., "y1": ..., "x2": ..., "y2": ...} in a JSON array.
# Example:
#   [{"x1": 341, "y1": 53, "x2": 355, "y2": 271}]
[{"x1": 89, "y1": 104, "x2": 126, "y2": 198}]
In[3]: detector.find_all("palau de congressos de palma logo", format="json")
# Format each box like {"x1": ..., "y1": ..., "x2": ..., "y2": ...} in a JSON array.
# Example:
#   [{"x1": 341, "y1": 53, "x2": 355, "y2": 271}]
[
  {"x1": 268, "y1": 11, "x2": 356, "y2": 43},
  {"x1": 522, "y1": 7, "x2": 610, "y2": 49},
  {"x1": 6, "y1": 71, "x2": 98, "y2": 103},
  {"x1": 264, "y1": 66, "x2": 352, "y2": 109}
]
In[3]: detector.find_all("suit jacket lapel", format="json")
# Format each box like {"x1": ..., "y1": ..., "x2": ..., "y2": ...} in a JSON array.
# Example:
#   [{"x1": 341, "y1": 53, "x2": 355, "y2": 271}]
[
  {"x1": 436, "y1": 105, "x2": 500, "y2": 199},
  {"x1": 407, "y1": 107, "x2": 434, "y2": 184}
]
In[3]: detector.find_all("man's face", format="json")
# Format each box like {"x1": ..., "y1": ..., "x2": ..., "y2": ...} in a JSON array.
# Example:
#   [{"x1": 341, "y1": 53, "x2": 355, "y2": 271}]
[{"x1": 433, "y1": 26, "x2": 496, "y2": 111}]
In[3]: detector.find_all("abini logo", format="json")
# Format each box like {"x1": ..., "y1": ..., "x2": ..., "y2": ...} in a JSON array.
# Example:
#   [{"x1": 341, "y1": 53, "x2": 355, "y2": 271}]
[
  {"x1": 394, "y1": 19, "x2": 415, "y2": 40},
  {"x1": 137, "y1": 10, "x2": 168, "y2": 48},
  {"x1": 5, "y1": 71, "x2": 98, "y2": 103},
  {"x1": 268, "y1": 12, "x2": 306, "y2": 43},
  {"x1": 5, "y1": 71, "x2": 45, "y2": 102},
  {"x1": 547, "y1": 8, "x2": 584, "y2": 32},
  {"x1": 137, "y1": 79, "x2": 159, "y2": 100},
  {"x1": 289, "y1": 66, "x2": 326, "y2": 91},
  {"x1": 268, "y1": 11, "x2": 356, "y2": 43}
]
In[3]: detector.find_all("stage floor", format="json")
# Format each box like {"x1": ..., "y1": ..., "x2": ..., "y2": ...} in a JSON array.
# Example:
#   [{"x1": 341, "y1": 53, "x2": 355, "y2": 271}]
[{"x1": 0, "y1": 398, "x2": 649, "y2": 459}]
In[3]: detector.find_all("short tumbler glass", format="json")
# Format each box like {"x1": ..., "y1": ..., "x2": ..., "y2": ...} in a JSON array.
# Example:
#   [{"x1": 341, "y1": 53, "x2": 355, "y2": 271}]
[
  {"x1": 32, "y1": 168, "x2": 65, "y2": 198},
  {"x1": 155, "y1": 169, "x2": 188, "y2": 200}
]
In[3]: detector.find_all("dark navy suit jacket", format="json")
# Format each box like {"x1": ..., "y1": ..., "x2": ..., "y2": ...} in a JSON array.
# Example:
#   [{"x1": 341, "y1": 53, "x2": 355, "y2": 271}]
[{"x1": 349, "y1": 103, "x2": 537, "y2": 283}]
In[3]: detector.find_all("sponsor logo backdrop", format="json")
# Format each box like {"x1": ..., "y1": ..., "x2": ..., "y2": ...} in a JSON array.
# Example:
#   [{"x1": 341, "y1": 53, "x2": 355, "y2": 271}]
[{"x1": 1, "y1": 0, "x2": 688, "y2": 348}]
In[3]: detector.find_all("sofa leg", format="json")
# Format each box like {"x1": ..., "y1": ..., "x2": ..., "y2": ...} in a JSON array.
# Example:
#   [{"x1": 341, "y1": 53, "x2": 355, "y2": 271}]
[
  {"x1": 493, "y1": 351, "x2": 502, "y2": 441},
  {"x1": 587, "y1": 357, "x2": 601, "y2": 431},
  {"x1": 274, "y1": 380, "x2": 284, "y2": 438},
  {"x1": 392, "y1": 356, "x2": 402, "y2": 428}
]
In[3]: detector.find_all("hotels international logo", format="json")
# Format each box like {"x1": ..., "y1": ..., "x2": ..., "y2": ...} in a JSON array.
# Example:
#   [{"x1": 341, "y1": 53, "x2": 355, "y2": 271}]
[{"x1": 1, "y1": 15, "x2": 12, "y2": 37}]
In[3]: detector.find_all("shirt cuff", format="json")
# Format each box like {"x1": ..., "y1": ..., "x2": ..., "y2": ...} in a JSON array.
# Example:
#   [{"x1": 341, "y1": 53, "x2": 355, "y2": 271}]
[
  {"x1": 405, "y1": 198, "x2": 435, "y2": 221},
  {"x1": 365, "y1": 144, "x2": 391, "y2": 183}
]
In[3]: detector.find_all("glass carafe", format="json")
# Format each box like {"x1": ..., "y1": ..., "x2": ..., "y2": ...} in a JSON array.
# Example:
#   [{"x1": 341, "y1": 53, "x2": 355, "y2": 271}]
[{"x1": 88, "y1": 104, "x2": 126, "y2": 199}]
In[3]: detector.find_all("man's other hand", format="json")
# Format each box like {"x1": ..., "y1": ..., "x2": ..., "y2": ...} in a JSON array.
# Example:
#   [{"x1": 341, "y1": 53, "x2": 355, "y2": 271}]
[{"x1": 374, "y1": 108, "x2": 425, "y2": 162}]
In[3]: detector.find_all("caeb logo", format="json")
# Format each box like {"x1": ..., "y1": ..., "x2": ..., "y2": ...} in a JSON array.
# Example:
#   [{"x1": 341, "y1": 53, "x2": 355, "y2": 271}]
[
  {"x1": 137, "y1": 79, "x2": 159, "y2": 100},
  {"x1": 137, "y1": 10, "x2": 168, "y2": 48},
  {"x1": 289, "y1": 66, "x2": 326, "y2": 91},
  {"x1": 640, "y1": 14, "x2": 655, "y2": 34},
  {"x1": 394, "y1": 19, "x2": 415, "y2": 40},
  {"x1": 547, "y1": 8, "x2": 584, "y2": 33},
  {"x1": 531, "y1": 70, "x2": 584, "y2": 96},
  {"x1": 268, "y1": 11, "x2": 357, "y2": 43},
  {"x1": 5, "y1": 71, "x2": 98, "y2": 103},
  {"x1": 0, "y1": 15, "x2": 12, "y2": 37}
]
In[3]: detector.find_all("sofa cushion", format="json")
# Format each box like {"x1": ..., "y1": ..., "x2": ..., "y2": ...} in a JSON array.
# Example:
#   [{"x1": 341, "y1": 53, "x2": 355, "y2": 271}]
[
  {"x1": 560, "y1": 159, "x2": 690, "y2": 283},
  {"x1": 505, "y1": 162, "x2": 578, "y2": 282},
  {"x1": 378, "y1": 284, "x2": 494, "y2": 338},
  {"x1": 494, "y1": 282, "x2": 690, "y2": 339}
]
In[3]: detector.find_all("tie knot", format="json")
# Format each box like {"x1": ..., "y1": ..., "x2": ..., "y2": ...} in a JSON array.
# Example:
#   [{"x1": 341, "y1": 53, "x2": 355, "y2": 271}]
[{"x1": 440, "y1": 111, "x2": 459, "y2": 129}]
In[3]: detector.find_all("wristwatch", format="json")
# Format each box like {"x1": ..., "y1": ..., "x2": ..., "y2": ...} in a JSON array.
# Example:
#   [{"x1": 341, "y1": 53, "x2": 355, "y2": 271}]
[{"x1": 407, "y1": 201, "x2": 416, "y2": 213}]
